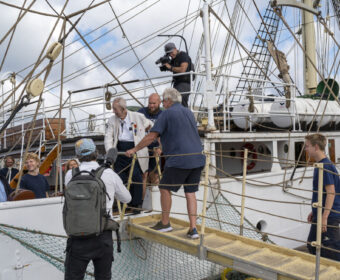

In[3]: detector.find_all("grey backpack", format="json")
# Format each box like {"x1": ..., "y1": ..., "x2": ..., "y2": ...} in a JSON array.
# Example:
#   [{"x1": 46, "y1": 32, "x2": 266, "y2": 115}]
[{"x1": 63, "y1": 166, "x2": 110, "y2": 237}]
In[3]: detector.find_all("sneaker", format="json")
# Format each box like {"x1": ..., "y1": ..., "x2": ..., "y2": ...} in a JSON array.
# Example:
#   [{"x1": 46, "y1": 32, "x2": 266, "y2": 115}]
[
  {"x1": 187, "y1": 228, "x2": 199, "y2": 239},
  {"x1": 150, "y1": 221, "x2": 173, "y2": 232}
]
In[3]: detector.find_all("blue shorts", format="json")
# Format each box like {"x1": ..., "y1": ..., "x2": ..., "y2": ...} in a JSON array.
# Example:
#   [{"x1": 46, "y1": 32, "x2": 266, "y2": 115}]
[{"x1": 159, "y1": 167, "x2": 203, "y2": 193}]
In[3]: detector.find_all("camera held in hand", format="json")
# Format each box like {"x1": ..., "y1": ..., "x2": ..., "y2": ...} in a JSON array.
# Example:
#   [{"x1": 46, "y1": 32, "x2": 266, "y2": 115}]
[{"x1": 155, "y1": 54, "x2": 171, "y2": 72}]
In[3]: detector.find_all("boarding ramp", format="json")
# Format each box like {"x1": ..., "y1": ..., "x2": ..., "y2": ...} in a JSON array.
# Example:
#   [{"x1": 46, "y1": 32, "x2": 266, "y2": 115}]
[{"x1": 128, "y1": 214, "x2": 340, "y2": 280}]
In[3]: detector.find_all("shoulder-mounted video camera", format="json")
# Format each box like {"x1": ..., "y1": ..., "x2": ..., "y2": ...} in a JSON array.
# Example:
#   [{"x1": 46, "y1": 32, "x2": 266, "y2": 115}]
[{"x1": 155, "y1": 54, "x2": 171, "y2": 72}]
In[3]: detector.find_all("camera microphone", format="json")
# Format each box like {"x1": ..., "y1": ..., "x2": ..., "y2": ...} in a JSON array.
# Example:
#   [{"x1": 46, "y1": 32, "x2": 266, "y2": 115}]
[{"x1": 105, "y1": 148, "x2": 118, "y2": 167}]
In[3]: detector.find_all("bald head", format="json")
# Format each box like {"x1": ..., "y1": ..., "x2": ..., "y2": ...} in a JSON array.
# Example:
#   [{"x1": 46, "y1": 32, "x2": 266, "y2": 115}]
[{"x1": 148, "y1": 93, "x2": 161, "y2": 114}]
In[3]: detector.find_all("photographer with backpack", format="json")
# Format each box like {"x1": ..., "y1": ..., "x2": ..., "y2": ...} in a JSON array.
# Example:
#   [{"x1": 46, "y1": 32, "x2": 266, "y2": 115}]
[{"x1": 64, "y1": 138, "x2": 131, "y2": 280}]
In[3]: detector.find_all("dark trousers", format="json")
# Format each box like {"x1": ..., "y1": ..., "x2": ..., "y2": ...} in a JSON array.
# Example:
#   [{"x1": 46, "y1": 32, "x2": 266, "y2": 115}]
[
  {"x1": 115, "y1": 141, "x2": 143, "y2": 207},
  {"x1": 64, "y1": 231, "x2": 113, "y2": 280},
  {"x1": 307, "y1": 217, "x2": 340, "y2": 261},
  {"x1": 174, "y1": 82, "x2": 190, "y2": 107}
]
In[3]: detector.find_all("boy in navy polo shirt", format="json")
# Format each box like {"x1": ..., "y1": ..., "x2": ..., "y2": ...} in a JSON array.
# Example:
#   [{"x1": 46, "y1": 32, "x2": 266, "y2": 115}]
[
  {"x1": 20, "y1": 153, "x2": 50, "y2": 199},
  {"x1": 305, "y1": 133, "x2": 340, "y2": 261}
]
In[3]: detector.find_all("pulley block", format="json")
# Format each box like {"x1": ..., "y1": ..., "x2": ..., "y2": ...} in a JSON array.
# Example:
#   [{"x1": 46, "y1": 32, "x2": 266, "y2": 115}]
[
  {"x1": 106, "y1": 102, "x2": 111, "y2": 110},
  {"x1": 46, "y1": 42, "x2": 63, "y2": 61},
  {"x1": 26, "y1": 78, "x2": 44, "y2": 97},
  {"x1": 105, "y1": 90, "x2": 112, "y2": 102}
]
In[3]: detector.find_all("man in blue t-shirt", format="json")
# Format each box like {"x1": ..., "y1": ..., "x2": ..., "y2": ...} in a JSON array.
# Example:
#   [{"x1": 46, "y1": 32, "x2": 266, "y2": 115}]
[
  {"x1": 20, "y1": 153, "x2": 50, "y2": 199},
  {"x1": 138, "y1": 93, "x2": 162, "y2": 198},
  {"x1": 126, "y1": 88, "x2": 205, "y2": 239},
  {"x1": 305, "y1": 133, "x2": 340, "y2": 261}
]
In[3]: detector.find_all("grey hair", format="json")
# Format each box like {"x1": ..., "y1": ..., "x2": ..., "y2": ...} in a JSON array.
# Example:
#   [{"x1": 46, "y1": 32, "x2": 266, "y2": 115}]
[
  {"x1": 163, "y1": 88, "x2": 182, "y2": 103},
  {"x1": 112, "y1": 97, "x2": 127, "y2": 109}
]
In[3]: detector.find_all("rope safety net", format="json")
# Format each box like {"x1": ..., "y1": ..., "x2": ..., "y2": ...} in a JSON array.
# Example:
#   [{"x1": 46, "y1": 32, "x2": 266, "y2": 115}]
[{"x1": 0, "y1": 191, "x2": 268, "y2": 279}]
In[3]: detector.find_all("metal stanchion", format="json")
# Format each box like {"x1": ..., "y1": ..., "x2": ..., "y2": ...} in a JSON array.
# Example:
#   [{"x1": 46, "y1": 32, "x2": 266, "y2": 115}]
[{"x1": 240, "y1": 149, "x2": 248, "y2": 236}]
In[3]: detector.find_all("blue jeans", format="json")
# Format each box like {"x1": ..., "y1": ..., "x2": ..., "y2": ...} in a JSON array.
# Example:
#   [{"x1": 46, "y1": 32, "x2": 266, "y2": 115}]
[{"x1": 307, "y1": 217, "x2": 340, "y2": 261}]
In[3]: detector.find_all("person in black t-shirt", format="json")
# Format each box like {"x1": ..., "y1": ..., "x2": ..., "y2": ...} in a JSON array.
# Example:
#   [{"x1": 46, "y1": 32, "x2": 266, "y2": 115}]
[{"x1": 163, "y1": 42, "x2": 193, "y2": 107}]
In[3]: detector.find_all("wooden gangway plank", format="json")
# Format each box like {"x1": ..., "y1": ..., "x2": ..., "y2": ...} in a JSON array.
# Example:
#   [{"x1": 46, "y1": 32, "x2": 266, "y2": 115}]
[{"x1": 128, "y1": 214, "x2": 340, "y2": 280}]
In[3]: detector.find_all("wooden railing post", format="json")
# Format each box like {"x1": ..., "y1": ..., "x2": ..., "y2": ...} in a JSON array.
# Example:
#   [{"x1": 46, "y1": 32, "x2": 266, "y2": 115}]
[
  {"x1": 120, "y1": 154, "x2": 136, "y2": 221},
  {"x1": 154, "y1": 147, "x2": 162, "y2": 180},
  {"x1": 200, "y1": 151, "x2": 210, "y2": 236},
  {"x1": 240, "y1": 148, "x2": 248, "y2": 236}
]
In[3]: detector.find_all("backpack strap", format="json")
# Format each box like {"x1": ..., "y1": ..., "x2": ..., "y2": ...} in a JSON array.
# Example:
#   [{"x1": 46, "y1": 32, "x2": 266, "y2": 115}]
[
  {"x1": 72, "y1": 167, "x2": 80, "y2": 177},
  {"x1": 93, "y1": 166, "x2": 111, "y2": 201},
  {"x1": 95, "y1": 166, "x2": 106, "y2": 179}
]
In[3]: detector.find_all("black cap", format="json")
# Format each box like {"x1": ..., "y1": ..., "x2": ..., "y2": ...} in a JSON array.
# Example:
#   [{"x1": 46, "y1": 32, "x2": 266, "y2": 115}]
[{"x1": 164, "y1": 42, "x2": 176, "y2": 54}]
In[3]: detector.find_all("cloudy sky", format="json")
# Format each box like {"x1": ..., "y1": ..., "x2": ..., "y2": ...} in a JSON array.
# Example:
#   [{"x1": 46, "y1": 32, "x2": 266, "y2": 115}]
[{"x1": 0, "y1": 0, "x2": 339, "y2": 134}]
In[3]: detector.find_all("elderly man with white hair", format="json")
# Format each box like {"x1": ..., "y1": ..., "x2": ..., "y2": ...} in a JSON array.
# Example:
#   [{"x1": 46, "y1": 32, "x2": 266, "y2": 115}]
[
  {"x1": 105, "y1": 97, "x2": 153, "y2": 214},
  {"x1": 126, "y1": 88, "x2": 205, "y2": 239}
]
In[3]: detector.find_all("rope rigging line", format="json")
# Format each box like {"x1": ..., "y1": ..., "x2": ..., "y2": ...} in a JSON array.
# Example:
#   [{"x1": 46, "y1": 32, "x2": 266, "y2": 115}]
[
  {"x1": 0, "y1": 0, "x2": 58, "y2": 18},
  {"x1": 114, "y1": 14, "x2": 200, "y2": 83},
  {"x1": 0, "y1": 0, "x2": 28, "y2": 72},
  {"x1": 12, "y1": 0, "x2": 154, "y2": 76},
  {"x1": 45, "y1": 6, "x2": 143, "y2": 107},
  {"x1": 108, "y1": 1, "x2": 159, "y2": 93},
  {"x1": 33, "y1": 1, "x2": 199, "y2": 105},
  {"x1": 54, "y1": 18, "x2": 66, "y2": 195},
  {"x1": 179, "y1": 0, "x2": 192, "y2": 50},
  {"x1": 0, "y1": 0, "x2": 37, "y2": 45},
  {"x1": 0, "y1": 0, "x2": 87, "y2": 112},
  {"x1": 10, "y1": 0, "x2": 195, "y2": 90},
  {"x1": 1, "y1": 0, "x2": 222, "y2": 104},
  {"x1": 15, "y1": 0, "x2": 71, "y2": 191}
]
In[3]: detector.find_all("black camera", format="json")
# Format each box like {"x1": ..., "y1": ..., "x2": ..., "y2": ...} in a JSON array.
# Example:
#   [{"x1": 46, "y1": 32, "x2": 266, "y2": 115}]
[{"x1": 155, "y1": 54, "x2": 171, "y2": 72}]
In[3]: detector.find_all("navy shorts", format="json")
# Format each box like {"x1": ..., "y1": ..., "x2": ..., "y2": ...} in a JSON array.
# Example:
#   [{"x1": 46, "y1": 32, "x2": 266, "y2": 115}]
[
  {"x1": 159, "y1": 167, "x2": 203, "y2": 193},
  {"x1": 148, "y1": 150, "x2": 157, "y2": 172}
]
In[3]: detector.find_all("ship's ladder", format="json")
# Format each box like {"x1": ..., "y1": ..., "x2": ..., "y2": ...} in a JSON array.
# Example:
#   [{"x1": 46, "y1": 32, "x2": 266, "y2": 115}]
[{"x1": 128, "y1": 214, "x2": 340, "y2": 280}]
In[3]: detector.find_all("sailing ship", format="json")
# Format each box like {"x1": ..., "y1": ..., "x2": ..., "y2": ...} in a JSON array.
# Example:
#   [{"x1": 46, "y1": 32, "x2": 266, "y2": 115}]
[{"x1": 0, "y1": 0, "x2": 339, "y2": 279}]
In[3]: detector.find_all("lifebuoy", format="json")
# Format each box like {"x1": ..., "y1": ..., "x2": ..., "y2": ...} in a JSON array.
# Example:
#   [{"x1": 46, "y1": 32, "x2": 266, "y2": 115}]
[{"x1": 241, "y1": 143, "x2": 257, "y2": 170}]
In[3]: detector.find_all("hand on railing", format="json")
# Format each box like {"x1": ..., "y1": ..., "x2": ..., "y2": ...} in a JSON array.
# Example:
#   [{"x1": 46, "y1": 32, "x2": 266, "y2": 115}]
[{"x1": 125, "y1": 148, "x2": 137, "y2": 158}]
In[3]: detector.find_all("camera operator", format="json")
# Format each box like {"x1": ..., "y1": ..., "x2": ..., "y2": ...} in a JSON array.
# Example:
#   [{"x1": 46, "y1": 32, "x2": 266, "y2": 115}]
[{"x1": 160, "y1": 42, "x2": 193, "y2": 108}]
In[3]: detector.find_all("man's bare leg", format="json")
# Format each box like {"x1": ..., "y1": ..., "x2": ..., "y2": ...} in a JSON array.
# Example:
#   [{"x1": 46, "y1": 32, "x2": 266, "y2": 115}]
[
  {"x1": 185, "y1": 192, "x2": 197, "y2": 229},
  {"x1": 160, "y1": 188, "x2": 172, "y2": 225},
  {"x1": 142, "y1": 172, "x2": 148, "y2": 200}
]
